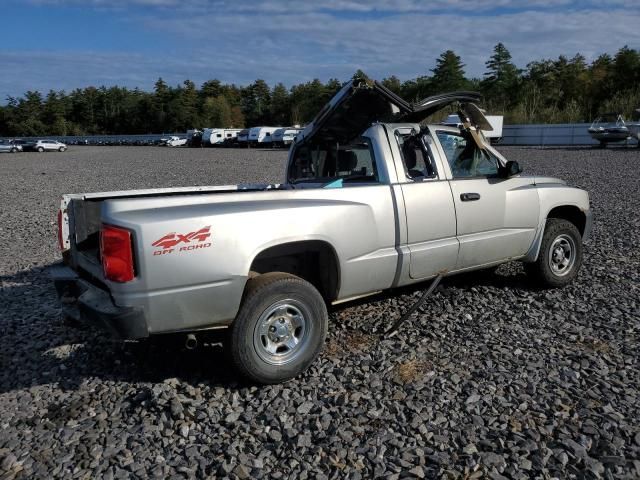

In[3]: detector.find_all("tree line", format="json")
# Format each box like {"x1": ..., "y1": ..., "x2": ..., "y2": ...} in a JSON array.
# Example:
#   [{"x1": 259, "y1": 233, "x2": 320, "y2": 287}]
[{"x1": 1, "y1": 44, "x2": 639, "y2": 137}]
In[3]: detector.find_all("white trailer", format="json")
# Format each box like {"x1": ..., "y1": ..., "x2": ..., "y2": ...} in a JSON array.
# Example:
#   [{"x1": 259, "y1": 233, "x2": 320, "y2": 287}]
[
  {"x1": 248, "y1": 127, "x2": 279, "y2": 146},
  {"x1": 272, "y1": 127, "x2": 303, "y2": 147},
  {"x1": 203, "y1": 128, "x2": 242, "y2": 146}
]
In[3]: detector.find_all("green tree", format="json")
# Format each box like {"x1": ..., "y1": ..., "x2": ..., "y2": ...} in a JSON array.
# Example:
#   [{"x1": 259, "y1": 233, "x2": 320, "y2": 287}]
[
  {"x1": 270, "y1": 83, "x2": 290, "y2": 125},
  {"x1": 482, "y1": 43, "x2": 521, "y2": 112},
  {"x1": 241, "y1": 79, "x2": 271, "y2": 126},
  {"x1": 431, "y1": 50, "x2": 468, "y2": 92},
  {"x1": 381, "y1": 75, "x2": 402, "y2": 95},
  {"x1": 202, "y1": 95, "x2": 233, "y2": 127}
]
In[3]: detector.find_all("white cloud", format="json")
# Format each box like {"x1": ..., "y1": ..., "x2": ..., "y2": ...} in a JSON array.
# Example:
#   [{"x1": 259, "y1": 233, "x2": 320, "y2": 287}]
[{"x1": 2, "y1": 1, "x2": 639, "y2": 97}]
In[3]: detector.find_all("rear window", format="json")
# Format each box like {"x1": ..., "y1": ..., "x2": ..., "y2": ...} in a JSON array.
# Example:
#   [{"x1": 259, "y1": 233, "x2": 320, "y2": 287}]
[{"x1": 288, "y1": 137, "x2": 379, "y2": 186}]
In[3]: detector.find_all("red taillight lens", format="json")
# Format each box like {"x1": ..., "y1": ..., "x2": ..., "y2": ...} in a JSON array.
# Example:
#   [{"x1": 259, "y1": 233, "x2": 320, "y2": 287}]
[
  {"x1": 57, "y1": 209, "x2": 65, "y2": 251},
  {"x1": 100, "y1": 225, "x2": 135, "y2": 283}
]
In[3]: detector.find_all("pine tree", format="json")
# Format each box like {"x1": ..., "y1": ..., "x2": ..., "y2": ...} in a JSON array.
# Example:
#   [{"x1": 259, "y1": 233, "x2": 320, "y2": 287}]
[
  {"x1": 483, "y1": 43, "x2": 520, "y2": 111},
  {"x1": 432, "y1": 50, "x2": 468, "y2": 92}
]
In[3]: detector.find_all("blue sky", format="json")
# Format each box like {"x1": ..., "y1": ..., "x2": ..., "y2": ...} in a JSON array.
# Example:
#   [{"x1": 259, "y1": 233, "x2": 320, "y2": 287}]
[{"x1": 1, "y1": 0, "x2": 638, "y2": 99}]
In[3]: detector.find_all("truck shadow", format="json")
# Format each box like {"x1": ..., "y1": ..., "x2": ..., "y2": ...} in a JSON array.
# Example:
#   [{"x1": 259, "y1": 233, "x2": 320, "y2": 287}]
[
  {"x1": 330, "y1": 265, "x2": 534, "y2": 314},
  {"x1": 0, "y1": 265, "x2": 242, "y2": 395},
  {"x1": 0, "y1": 263, "x2": 533, "y2": 395}
]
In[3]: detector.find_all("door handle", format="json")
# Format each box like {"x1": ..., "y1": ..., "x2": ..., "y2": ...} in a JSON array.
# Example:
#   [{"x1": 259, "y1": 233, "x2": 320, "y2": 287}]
[{"x1": 460, "y1": 192, "x2": 481, "y2": 202}]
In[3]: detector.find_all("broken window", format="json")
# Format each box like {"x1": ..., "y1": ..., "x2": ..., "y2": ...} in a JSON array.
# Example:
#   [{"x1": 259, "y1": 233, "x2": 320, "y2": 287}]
[{"x1": 436, "y1": 130, "x2": 499, "y2": 178}]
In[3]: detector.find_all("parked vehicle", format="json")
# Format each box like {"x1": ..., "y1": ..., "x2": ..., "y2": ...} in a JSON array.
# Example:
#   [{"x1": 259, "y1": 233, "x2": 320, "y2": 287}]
[
  {"x1": 0, "y1": 140, "x2": 23, "y2": 153},
  {"x1": 626, "y1": 109, "x2": 640, "y2": 147},
  {"x1": 272, "y1": 128, "x2": 303, "y2": 147},
  {"x1": 203, "y1": 128, "x2": 242, "y2": 146},
  {"x1": 248, "y1": 127, "x2": 279, "y2": 146},
  {"x1": 588, "y1": 113, "x2": 630, "y2": 147},
  {"x1": 165, "y1": 136, "x2": 187, "y2": 147},
  {"x1": 52, "y1": 75, "x2": 592, "y2": 384},
  {"x1": 237, "y1": 128, "x2": 250, "y2": 147},
  {"x1": 187, "y1": 129, "x2": 203, "y2": 148},
  {"x1": 24, "y1": 140, "x2": 67, "y2": 152}
]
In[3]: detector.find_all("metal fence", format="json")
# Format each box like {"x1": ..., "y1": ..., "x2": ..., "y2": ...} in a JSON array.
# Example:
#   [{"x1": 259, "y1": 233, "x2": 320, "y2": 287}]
[
  {"x1": 2, "y1": 125, "x2": 637, "y2": 147},
  {"x1": 501, "y1": 123, "x2": 599, "y2": 146},
  {"x1": 0, "y1": 133, "x2": 185, "y2": 144}
]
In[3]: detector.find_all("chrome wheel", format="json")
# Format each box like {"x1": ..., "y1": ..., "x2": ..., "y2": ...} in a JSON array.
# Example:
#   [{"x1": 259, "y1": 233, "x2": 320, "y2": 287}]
[
  {"x1": 253, "y1": 300, "x2": 308, "y2": 365},
  {"x1": 548, "y1": 234, "x2": 576, "y2": 277}
]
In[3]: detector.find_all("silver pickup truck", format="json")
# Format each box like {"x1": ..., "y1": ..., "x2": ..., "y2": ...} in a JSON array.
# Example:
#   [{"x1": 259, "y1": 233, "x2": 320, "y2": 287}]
[{"x1": 53, "y1": 76, "x2": 592, "y2": 383}]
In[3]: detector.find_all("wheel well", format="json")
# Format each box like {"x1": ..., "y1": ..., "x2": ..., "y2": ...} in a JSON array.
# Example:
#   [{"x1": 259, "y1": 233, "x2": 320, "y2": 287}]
[
  {"x1": 547, "y1": 205, "x2": 586, "y2": 236},
  {"x1": 249, "y1": 241, "x2": 340, "y2": 302}
]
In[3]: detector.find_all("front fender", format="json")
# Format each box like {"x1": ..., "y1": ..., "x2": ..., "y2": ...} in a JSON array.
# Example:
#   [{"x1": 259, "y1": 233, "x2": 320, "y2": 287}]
[{"x1": 523, "y1": 185, "x2": 591, "y2": 262}]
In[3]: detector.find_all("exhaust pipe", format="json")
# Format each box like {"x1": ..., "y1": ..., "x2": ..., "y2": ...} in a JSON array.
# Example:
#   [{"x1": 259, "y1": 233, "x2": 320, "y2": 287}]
[{"x1": 185, "y1": 334, "x2": 197, "y2": 350}]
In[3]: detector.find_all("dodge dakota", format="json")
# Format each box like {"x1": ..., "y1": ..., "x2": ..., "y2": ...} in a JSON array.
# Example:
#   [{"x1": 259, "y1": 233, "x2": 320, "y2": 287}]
[{"x1": 52, "y1": 75, "x2": 592, "y2": 383}]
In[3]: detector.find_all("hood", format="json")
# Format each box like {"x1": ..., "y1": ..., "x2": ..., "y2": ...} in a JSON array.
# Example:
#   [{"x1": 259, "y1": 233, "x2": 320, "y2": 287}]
[
  {"x1": 295, "y1": 75, "x2": 412, "y2": 145},
  {"x1": 295, "y1": 73, "x2": 485, "y2": 145}
]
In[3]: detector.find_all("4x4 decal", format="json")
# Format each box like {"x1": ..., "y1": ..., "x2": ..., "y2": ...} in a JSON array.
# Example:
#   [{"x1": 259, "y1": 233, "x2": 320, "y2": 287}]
[{"x1": 152, "y1": 226, "x2": 212, "y2": 256}]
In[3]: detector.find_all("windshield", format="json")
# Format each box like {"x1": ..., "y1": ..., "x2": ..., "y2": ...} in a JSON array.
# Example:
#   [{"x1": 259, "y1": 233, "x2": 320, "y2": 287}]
[{"x1": 288, "y1": 136, "x2": 379, "y2": 186}]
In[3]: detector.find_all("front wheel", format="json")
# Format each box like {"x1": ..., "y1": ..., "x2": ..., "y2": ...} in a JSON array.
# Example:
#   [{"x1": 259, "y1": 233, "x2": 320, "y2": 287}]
[
  {"x1": 525, "y1": 219, "x2": 583, "y2": 288},
  {"x1": 37, "y1": 147, "x2": 44, "y2": 152},
  {"x1": 10, "y1": 148, "x2": 17, "y2": 153},
  {"x1": 228, "y1": 272, "x2": 328, "y2": 384},
  {"x1": 59, "y1": 147, "x2": 66, "y2": 152}
]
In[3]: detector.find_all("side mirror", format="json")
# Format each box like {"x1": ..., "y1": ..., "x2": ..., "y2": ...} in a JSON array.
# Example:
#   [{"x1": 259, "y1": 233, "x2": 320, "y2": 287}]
[{"x1": 501, "y1": 160, "x2": 522, "y2": 178}]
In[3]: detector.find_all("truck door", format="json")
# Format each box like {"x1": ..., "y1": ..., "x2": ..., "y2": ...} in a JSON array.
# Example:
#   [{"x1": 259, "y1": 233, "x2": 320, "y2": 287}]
[
  {"x1": 395, "y1": 129, "x2": 459, "y2": 279},
  {"x1": 432, "y1": 128, "x2": 539, "y2": 270}
]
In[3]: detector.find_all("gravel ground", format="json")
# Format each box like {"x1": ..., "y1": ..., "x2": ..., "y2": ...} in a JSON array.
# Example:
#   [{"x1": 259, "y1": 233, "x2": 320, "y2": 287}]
[{"x1": 0, "y1": 145, "x2": 639, "y2": 479}]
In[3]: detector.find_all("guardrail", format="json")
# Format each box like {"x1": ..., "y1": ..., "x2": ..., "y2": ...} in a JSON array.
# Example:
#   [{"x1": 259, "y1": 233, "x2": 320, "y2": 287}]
[{"x1": 501, "y1": 123, "x2": 597, "y2": 146}]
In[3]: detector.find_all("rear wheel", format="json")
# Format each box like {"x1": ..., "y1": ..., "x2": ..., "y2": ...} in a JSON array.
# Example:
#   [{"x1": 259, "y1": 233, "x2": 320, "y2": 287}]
[
  {"x1": 228, "y1": 272, "x2": 328, "y2": 384},
  {"x1": 525, "y1": 219, "x2": 583, "y2": 288},
  {"x1": 10, "y1": 147, "x2": 17, "y2": 153}
]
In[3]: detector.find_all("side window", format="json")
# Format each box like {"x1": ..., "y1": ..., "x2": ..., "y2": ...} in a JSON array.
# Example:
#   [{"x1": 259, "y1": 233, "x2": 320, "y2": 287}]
[
  {"x1": 436, "y1": 131, "x2": 499, "y2": 178},
  {"x1": 396, "y1": 132, "x2": 437, "y2": 180},
  {"x1": 288, "y1": 137, "x2": 379, "y2": 186}
]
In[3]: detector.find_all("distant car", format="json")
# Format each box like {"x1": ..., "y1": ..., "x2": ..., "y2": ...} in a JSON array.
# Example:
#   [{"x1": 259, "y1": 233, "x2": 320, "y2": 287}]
[
  {"x1": 26, "y1": 140, "x2": 68, "y2": 152},
  {"x1": 165, "y1": 136, "x2": 187, "y2": 147},
  {"x1": 0, "y1": 140, "x2": 23, "y2": 153}
]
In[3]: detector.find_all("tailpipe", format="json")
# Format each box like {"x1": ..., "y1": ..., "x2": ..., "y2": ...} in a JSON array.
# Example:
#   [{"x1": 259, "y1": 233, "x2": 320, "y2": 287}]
[{"x1": 185, "y1": 334, "x2": 198, "y2": 350}]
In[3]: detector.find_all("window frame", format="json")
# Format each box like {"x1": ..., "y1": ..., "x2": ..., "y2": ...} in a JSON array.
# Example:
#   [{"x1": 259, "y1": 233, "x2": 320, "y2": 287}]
[
  {"x1": 394, "y1": 130, "x2": 441, "y2": 183},
  {"x1": 434, "y1": 129, "x2": 501, "y2": 180},
  {"x1": 287, "y1": 135, "x2": 382, "y2": 187}
]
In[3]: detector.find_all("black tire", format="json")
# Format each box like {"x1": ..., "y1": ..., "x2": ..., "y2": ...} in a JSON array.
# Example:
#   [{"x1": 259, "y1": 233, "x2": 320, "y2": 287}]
[
  {"x1": 37, "y1": 147, "x2": 44, "y2": 152},
  {"x1": 10, "y1": 148, "x2": 17, "y2": 153},
  {"x1": 525, "y1": 218, "x2": 583, "y2": 288},
  {"x1": 59, "y1": 147, "x2": 66, "y2": 152},
  {"x1": 228, "y1": 272, "x2": 328, "y2": 384}
]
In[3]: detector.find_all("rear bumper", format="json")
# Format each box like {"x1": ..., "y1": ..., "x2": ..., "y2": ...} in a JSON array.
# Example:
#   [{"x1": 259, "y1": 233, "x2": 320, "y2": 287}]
[{"x1": 50, "y1": 263, "x2": 148, "y2": 339}]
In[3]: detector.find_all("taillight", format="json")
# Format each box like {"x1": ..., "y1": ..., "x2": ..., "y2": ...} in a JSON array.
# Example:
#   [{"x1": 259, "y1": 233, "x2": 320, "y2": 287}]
[
  {"x1": 57, "y1": 209, "x2": 65, "y2": 251},
  {"x1": 100, "y1": 224, "x2": 135, "y2": 283}
]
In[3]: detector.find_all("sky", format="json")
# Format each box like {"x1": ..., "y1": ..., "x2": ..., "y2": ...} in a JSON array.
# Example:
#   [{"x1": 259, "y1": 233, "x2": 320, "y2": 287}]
[{"x1": 0, "y1": 0, "x2": 638, "y2": 99}]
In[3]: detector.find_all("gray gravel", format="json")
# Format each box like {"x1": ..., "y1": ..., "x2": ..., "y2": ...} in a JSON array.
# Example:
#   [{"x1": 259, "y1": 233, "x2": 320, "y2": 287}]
[{"x1": 1, "y1": 145, "x2": 639, "y2": 479}]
